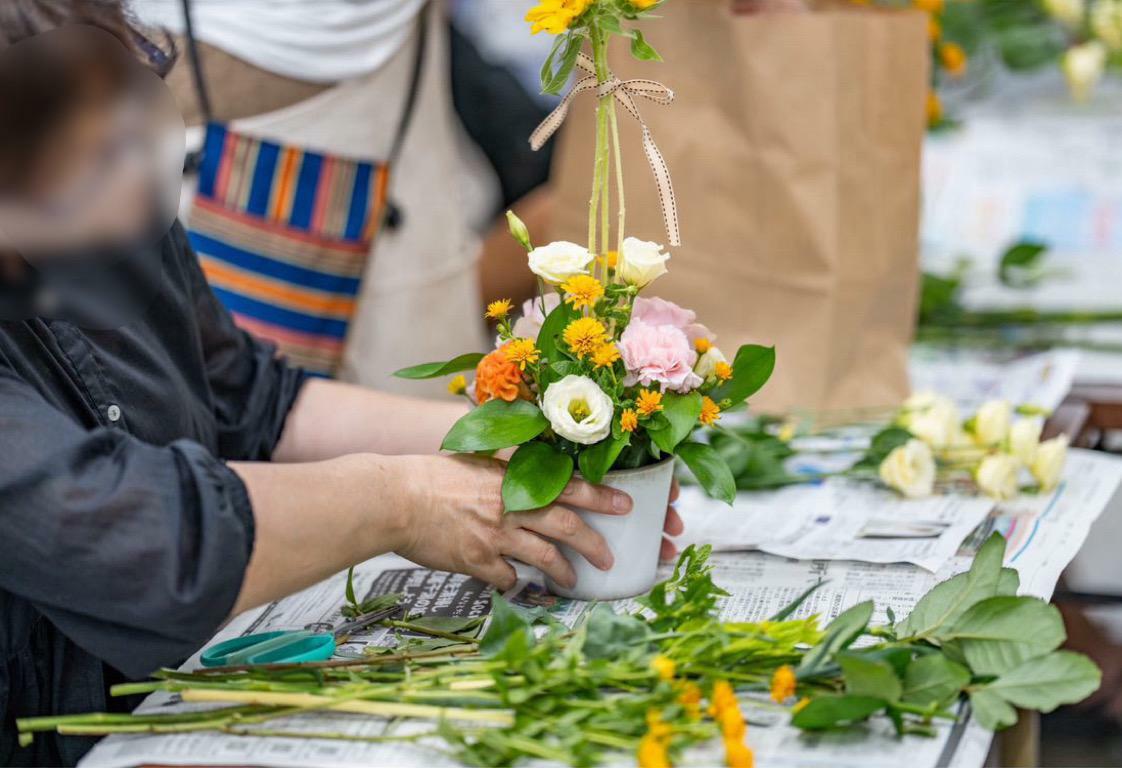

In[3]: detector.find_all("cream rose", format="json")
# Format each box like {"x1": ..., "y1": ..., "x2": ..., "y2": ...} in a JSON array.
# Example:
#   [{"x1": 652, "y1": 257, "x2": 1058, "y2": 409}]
[
  {"x1": 694, "y1": 347, "x2": 729, "y2": 381},
  {"x1": 1009, "y1": 417, "x2": 1044, "y2": 465},
  {"x1": 1063, "y1": 40, "x2": 1108, "y2": 102},
  {"x1": 879, "y1": 439, "x2": 936, "y2": 499},
  {"x1": 616, "y1": 237, "x2": 670, "y2": 288},
  {"x1": 972, "y1": 399, "x2": 1012, "y2": 448},
  {"x1": 975, "y1": 454, "x2": 1021, "y2": 500},
  {"x1": 901, "y1": 392, "x2": 960, "y2": 449},
  {"x1": 541, "y1": 375, "x2": 613, "y2": 445},
  {"x1": 528, "y1": 241, "x2": 594, "y2": 285},
  {"x1": 1030, "y1": 435, "x2": 1069, "y2": 492}
]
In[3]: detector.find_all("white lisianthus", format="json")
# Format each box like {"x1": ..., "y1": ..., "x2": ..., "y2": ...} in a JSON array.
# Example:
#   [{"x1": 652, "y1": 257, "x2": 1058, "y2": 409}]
[
  {"x1": 528, "y1": 241, "x2": 594, "y2": 285},
  {"x1": 975, "y1": 454, "x2": 1021, "y2": 500},
  {"x1": 879, "y1": 439, "x2": 936, "y2": 499},
  {"x1": 694, "y1": 347, "x2": 729, "y2": 381},
  {"x1": 901, "y1": 392, "x2": 960, "y2": 449},
  {"x1": 1008, "y1": 417, "x2": 1044, "y2": 464},
  {"x1": 972, "y1": 400, "x2": 1012, "y2": 448},
  {"x1": 1092, "y1": 0, "x2": 1122, "y2": 49},
  {"x1": 541, "y1": 375, "x2": 613, "y2": 445},
  {"x1": 616, "y1": 237, "x2": 670, "y2": 288},
  {"x1": 1045, "y1": 0, "x2": 1086, "y2": 26},
  {"x1": 1063, "y1": 41, "x2": 1108, "y2": 103},
  {"x1": 1030, "y1": 435, "x2": 1070, "y2": 492}
]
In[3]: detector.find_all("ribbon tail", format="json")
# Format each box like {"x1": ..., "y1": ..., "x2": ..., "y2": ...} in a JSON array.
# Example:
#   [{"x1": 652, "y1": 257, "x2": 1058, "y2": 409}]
[
  {"x1": 530, "y1": 76, "x2": 597, "y2": 152},
  {"x1": 641, "y1": 126, "x2": 681, "y2": 247}
]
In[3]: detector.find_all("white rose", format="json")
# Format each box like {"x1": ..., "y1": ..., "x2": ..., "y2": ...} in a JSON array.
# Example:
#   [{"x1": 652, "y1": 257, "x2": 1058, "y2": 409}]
[
  {"x1": 695, "y1": 347, "x2": 728, "y2": 381},
  {"x1": 528, "y1": 241, "x2": 594, "y2": 285},
  {"x1": 616, "y1": 237, "x2": 670, "y2": 288},
  {"x1": 1030, "y1": 435, "x2": 1069, "y2": 492},
  {"x1": 972, "y1": 400, "x2": 1012, "y2": 448},
  {"x1": 1008, "y1": 417, "x2": 1044, "y2": 465},
  {"x1": 541, "y1": 375, "x2": 614, "y2": 445},
  {"x1": 1063, "y1": 41, "x2": 1108, "y2": 103},
  {"x1": 975, "y1": 454, "x2": 1021, "y2": 500},
  {"x1": 900, "y1": 392, "x2": 960, "y2": 449},
  {"x1": 879, "y1": 439, "x2": 936, "y2": 499}
]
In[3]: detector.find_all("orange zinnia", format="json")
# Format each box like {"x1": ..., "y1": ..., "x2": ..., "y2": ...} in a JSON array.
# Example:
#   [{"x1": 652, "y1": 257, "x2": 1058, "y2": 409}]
[{"x1": 475, "y1": 344, "x2": 529, "y2": 404}]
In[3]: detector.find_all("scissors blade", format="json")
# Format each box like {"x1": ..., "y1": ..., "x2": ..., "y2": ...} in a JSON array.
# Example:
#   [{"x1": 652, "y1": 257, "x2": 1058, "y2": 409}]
[{"x1": 334, "y1": 605, "x2": 402, "y2": 638}]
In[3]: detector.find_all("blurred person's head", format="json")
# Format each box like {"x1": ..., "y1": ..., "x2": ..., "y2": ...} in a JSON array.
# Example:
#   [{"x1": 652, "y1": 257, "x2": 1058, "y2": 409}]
[{"x1": 0, "y1": 1, "x2": 181, "y2": 258}]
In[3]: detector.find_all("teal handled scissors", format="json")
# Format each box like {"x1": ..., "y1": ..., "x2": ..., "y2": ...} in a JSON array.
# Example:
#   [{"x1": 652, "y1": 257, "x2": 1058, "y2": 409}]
[{"x1": 200, "y1": 605, "x2": 402, "y2": 668}]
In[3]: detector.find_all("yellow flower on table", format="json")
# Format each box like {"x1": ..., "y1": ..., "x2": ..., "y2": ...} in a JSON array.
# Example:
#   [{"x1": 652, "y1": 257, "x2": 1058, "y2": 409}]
[
  {"x1": 525, "y1": 0, "x2": 592, "y2": 35},
  {"x1": 563, "y1": 317, "x2": 609, "y2": 357},
  {"x1": 562, "y1": 274, "x2": 605, "y2": 310},
  {"x1": 636, "y1": 389, "x2": 664, "y2": 417},
  {"x1": 913, "y1": 0, "x2": 944, "y2": 12},
  {"x1": 485, "y1": 299, "x2": 513, "y2": 320},
  {"x1": 770, "y1": 665, "x2": 797, "y2": 703},
  {"x1": 651, "y1": 655, "x2": 676, "y2": 681},
  {"x1": 700, "y1": 396, "x2": 721, "y2": 427},
  {"x1": 940, "y1": 42, "x2": 968, "y2": 77},
  {"x1": 503, "y1": 338, "x2": 541, "y2": 371}
]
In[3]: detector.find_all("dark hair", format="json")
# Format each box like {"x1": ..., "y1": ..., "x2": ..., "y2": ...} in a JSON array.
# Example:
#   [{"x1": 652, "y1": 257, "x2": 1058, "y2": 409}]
[{"x1": 0, "y1": 0, "x2": 176, "y2": 76}]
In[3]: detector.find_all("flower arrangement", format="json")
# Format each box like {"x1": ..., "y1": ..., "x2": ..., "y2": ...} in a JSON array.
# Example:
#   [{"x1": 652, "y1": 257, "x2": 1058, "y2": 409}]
[{"x1": 395, "y1": 0, "x2": 774, "y2": 513}]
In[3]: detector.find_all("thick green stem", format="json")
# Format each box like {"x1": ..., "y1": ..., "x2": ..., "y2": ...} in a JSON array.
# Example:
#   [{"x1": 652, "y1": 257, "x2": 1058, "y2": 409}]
[
  {"x1": 590, "y1": 25, "x2": 614, "y2": 280},
  {"x1": 608, "y1": 100, "x2": 626, "y2": 257}
]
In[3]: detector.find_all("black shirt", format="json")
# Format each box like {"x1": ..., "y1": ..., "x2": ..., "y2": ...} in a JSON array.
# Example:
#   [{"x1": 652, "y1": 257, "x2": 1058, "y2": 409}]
[{"x1": 0, "y1": 224, "x2": 306, "y2": 765}]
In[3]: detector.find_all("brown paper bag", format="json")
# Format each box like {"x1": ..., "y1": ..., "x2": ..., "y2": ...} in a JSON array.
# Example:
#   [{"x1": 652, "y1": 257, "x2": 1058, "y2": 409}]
[{"x1": 549, "y1": 3, "x2": 929, "y2": 413}]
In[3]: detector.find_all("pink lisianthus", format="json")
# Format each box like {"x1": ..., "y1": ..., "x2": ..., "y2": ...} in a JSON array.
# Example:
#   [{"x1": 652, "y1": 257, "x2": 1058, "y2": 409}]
[
  {"x1": 619, "y1": 320, "x2": 703, "y2": 393},
  {"x1": 508, "y1": 293, "x2": 562, "y2": 344},
  {"x1": 631, "y1": 297, "x2": 715, "y2": 347}
]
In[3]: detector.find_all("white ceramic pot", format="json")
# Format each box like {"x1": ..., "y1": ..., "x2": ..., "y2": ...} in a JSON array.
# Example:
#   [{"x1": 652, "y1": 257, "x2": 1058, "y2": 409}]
[{"x1": 546, "y1": 458, "x2": 675, "y2": 601}]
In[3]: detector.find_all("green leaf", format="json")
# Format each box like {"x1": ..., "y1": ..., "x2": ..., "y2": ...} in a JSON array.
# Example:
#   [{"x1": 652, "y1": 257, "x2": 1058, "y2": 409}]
[
  {"x1": 629, "y1": 29, "x2": 662, "y2": 62},
  {"x1": 676, "y1": 442, "x2": 735, "y2": 505},
  {"x1": 707, "y1": 345, "x2": 775, "y2": 407},
  {"x1": 998, "y1": 241, "x2": 1048, "y2": 288},
  {"x1": 982, "y1": 651, "x2": 1101, "y2": 711},
  {"x1": 502, "y1": 442, "x2": 575, "y2": 512},
  {"x1": 441, "y1": 399, "x2": 549, "y2": 453},
  {"x1": 578, "y1": 434, "x2": 629, "y2": 485},
  {"x1": 480, "y1": 593, "x2": 530, "y2": 657},
  {"x1": 344, "y1": 566, "x2": 357, "y2": 607},
  {"x1": 799, "y1": 601, "x2": 874, "y2": 675},
  {"x1": 543, "y1": 33, "x2": 584, "y2": 95},
  {"x1": 840, "y1": 654, "x2": 902, "y2": 703},
  {"x1": 969, "y1": 688, "x2": 1018, "y2": 731},
  {"x1": 790, "y1": 695, "x2": 886, "y2": 731},
  {"x1": 648, "y1": 391, "x2": 702, "y2": 454},
  {"x1": 902, "y1": 655, "x2": 970, "y2": 708},
  {"x1": 945, "y1": 596, "x2": 1066, "y2": 676},
  {"x1": 997, "y1": 567, "x2": 1020, "y2": 596},
  {"x1": 539, "y1": 34, "x2": 566, "y2": 94},
  {"x1": 896, "y1": 532, "x2": 1006, "y2": 640},
  {"x1": 583, "y1": 605, "x2": 650, "y2": 660},
  {"x1": 394, "y1": 353, "x2": 485, "y2": 380},
  {"x1": 537, "y1": 301, "x2": 579, "y2": 373},
  {"x1": 770, "y1": 580, "x2": 827, "y2": 621},
  {"x1": 853, "y1": 426, "x2": 913, "y2": 471}
]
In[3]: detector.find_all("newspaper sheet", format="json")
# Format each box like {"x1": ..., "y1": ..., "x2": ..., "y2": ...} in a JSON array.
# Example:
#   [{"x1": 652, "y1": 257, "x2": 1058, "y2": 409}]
[
  {"x1": 79, "y1": 449, "x2": 1122, "y2": 768},
  {"x1": 673, "y1": 481, "x2": 993, "y2": 573},
  {"x1": 908, "y1": 348, "x2": 1080, "y2": 414}
]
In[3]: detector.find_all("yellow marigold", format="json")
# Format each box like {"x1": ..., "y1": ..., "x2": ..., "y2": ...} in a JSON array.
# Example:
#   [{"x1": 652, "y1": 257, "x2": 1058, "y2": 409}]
[
  {"x1": 563, "y1": 317, "x2": 609, "y2": 357},
  {"x1": 561, "y1": 275, "x2": 605, "y2": 310},
  {"x1": 503, "y1": 338, "x2": 541, "y2": 371},
  {"x1": 636, "y1": 389, "x2": 664, "y2": 417},
  {"x1": 700, "y1": 396, "x2": 721, "y2": 427},
  {"x1": 592, "y1": 343, "x2": 621, "y2": 369},
  {"x1": 710, "y1": 681, "x2": 746, "y2": 741},
  {"x1": 927, "y1": 90, "x2": 943, "y2": 125},
  {"x1": 723, "y1": 736, "x2": 755, "y2": 768},
  {"x1": 651, "y1": 655, "x2": 676, "y2": 681},
  {"x1": 485, "y1": 298, "x2": 513, "y2": 320},
  {"x1": 447, "y1": 375, "x2": 467, "y2": 396},
  {"x1": 637, "y1": 734, "x2": 670, "y2": 768},
  {"x1": 525, "y1": 0, "x2": 590, "y2": 35},
  {"x1": 695, "y1": 337, "x2": 712, "y2": 354},
  {"x1": 713, "y1": 361, "x2": 733, "y2": 382},
  {"x1": 620, "y1": 409, "x2": 639, "y2": 433},
  {"x1": 678, "y1": 682, "x2": 702, "y2": 720},
  {"x1": 770, "y1": 665, "x2": 797, "y2": 703},
  {"x1": 940, "y1": 42, "x2": 968, "y2": 77}
]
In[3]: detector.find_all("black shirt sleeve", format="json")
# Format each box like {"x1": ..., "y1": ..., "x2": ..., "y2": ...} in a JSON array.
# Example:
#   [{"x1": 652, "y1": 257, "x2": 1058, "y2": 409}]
[
  {"x1": 173, "y1": 224, "x2": 307, "y2": 462},
  {"x1": 0, "y1": 370, "x2": 254, "y2": 678}
]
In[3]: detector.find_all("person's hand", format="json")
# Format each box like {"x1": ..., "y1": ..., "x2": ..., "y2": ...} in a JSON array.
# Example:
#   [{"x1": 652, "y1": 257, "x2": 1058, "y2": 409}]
[
  {"x1": 661, "y1": 478, "x2": 685, "y2": 563},
  {"x1": 390, "y1": 455, "x2": 683, "y2": 590}
]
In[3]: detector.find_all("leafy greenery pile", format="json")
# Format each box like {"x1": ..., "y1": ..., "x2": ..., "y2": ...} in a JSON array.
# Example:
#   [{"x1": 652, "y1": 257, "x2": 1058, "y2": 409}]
[{"x1": 18, "y1": 538, "x2": 1099, "y2": 765}]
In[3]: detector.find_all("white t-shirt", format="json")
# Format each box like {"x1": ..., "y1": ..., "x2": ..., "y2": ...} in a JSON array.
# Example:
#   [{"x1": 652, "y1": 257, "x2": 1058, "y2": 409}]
[{"x1": 132, "y1": 0, "x2": 427, "y2": 83}]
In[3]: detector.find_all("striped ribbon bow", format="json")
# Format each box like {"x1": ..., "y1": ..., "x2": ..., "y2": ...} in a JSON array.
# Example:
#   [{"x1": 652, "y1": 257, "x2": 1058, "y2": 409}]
[{"x1": 530, "y1": 52, "x2": 681, "y2": 247}]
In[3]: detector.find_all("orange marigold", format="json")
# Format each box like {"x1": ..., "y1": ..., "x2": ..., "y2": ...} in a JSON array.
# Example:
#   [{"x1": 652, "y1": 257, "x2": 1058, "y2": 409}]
[
  {"x1": 636, "y1": 389, "x2": 664, "y2": 417},
  {"x1": 620, "y1": 409, "x2": 639, "y2": 433},
  {"x1": 474, "y1": 345, "x2": 528, "y2": 404},
  {"x1": 700, "y1": 396, "x2": 721, "y2": 427}
]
